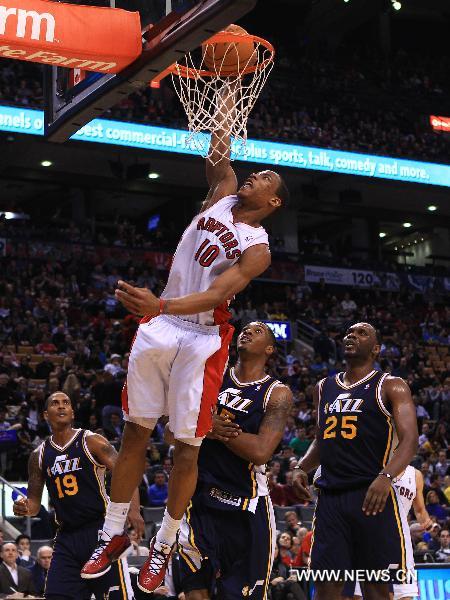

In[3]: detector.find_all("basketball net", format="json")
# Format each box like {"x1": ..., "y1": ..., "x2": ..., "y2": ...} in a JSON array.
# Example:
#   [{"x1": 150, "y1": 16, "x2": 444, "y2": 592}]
[{"x1": 169, "y1": 32, "x2": 274, "y2": 165}]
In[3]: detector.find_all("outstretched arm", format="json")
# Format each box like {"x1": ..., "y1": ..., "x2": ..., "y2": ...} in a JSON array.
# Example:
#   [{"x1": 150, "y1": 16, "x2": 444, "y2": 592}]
[
  {"x1": 413, "y1": 469, "x2": 433, "y2": 530},
  {"x1": 115, "y1": 243, "x2": 270, "y2": 317},
  {"x1": 13, "y1": 449, "x2": 44, "y2": 517},
  {"x1": 217, "y1": 385, "x2": 293, "y2": 465},
  {"x1": 201, "y1": 83, "x2": 238, "y2": 213},
  {"x1": 87, "y1": 433, "x2": 145, "y2": 539},
  {"x1": 362, "y1": 376, "x2": 418, "y2": 515}
]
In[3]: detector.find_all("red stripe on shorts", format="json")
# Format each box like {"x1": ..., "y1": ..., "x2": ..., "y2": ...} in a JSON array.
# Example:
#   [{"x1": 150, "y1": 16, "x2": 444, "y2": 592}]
[{"x1": 195, "y1": 322, "x2": 234, "y2": 437}]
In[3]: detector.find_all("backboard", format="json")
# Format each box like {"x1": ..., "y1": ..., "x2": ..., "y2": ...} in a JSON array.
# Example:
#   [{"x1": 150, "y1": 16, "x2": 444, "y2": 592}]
[{"x1": 44, "y1": 0, "x2": 257, "y2": 142}]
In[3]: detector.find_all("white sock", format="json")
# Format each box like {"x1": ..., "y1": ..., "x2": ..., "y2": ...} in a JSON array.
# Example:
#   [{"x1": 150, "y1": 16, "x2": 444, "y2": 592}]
[
  {"x1": 101, "y1": 501, "x2": 130, "y2": 539},
  {"x1": 155, "y1": 509, "x2": 181, "y2": 548}
]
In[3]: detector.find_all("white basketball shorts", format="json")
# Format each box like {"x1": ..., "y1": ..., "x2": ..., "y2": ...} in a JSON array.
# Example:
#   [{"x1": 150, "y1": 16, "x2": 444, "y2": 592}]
[{"x1": 122, "y1": 315, "x2": 233, "y2": 445}]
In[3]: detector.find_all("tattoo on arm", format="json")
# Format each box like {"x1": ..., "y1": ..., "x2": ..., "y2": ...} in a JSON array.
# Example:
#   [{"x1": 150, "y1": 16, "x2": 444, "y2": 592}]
[
  {"x1": 260, "y1": 386, "x2": 293, "y2": 434},
  {"x1": 89, "y1": 435, "x2": 118, "y2": 471},
  {"x1": 28, "y1": 450, "x2": 45, "y2": 502}
]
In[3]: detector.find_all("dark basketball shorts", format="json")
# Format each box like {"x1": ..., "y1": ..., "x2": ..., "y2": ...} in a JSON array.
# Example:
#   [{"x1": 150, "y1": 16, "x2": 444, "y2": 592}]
[
  {"x1": 45, "y1": 520, "x2": 133, "y2": 599},
  {"x1": 178, "y1": 492, "x2": 276, "y2": 600},
  {"x1": 310, "y1": 485, "x2": 414, "y2": 582}
]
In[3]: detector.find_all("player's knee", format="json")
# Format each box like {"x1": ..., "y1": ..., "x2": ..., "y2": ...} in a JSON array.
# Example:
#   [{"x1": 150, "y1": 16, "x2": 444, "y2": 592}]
[
  {"x1": 122, "y1": 421, "x2": 151, "y2": 446},
  {"x1": 185, "y1": 589, "x2": 209, "y2": 600},
  {"x1": 174, "y1": 439, "x2": 200, "y2": 467},
  {"x1": 361, "y1": 583, "x2": 390, "y2": 600},
  {"x1": 314, "y1": 582, "x2": 344, "y2": 599}
]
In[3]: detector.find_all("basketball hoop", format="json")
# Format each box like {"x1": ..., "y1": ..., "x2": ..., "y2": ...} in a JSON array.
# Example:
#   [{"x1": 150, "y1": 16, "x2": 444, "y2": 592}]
[{"x1": 151, "y1": 30, "x2": 275, "y2": 165}]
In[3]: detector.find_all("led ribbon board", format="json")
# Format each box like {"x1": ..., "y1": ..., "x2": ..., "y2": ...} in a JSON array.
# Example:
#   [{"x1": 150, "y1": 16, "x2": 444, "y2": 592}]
[{"x1": 1, "y1": 106, "x2": 450, "y2": 188}]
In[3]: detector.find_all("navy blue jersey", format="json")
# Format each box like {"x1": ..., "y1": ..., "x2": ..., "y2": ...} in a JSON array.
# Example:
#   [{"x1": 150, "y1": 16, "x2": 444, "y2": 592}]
[
  {"x1": 316, "y1": 370, "x2": 396, "y2": 490},
  {"x1": 39, "y1": 429, "x2": 108, "y2": 530},
  {"x1": 197, "y1": 367, "x2": 281, "y2": 507}
]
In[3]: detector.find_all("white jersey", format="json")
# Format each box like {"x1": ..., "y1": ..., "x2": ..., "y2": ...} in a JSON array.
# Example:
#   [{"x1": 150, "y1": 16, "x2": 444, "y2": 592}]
[
  {"x1": 393, "y1": 465, "x2": 416, "y2": 516},
  {"x1": 162, "y1": 195, "x2": 269, "y2": 325}
]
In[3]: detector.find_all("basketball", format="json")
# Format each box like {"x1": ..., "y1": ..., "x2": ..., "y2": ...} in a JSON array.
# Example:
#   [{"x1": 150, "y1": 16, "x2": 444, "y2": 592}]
[{"x1": 202, "y1": 24, "x2": 257, "y2": 76}]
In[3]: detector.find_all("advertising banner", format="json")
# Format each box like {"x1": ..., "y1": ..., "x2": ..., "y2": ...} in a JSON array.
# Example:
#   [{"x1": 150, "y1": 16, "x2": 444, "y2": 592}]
[
  {"x1": 304, "y1": 265, "x2": 401, "y2": 291},
  {"x1": 0, "y1": 0, "x2": 141, "y2": 73},
  {"x1": 1, "y1": 105, "x2": 450, "y2": 187}
]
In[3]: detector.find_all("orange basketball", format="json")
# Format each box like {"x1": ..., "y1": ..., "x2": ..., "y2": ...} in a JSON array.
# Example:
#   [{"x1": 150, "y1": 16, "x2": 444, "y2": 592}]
[{"x1": 202, "y1": 24, "x2": 257, "y2": 76}]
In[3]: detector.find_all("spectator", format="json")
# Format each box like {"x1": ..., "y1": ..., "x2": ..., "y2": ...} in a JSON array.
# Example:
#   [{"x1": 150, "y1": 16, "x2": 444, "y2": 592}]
[
  {"x1": 104, "y1": 354, "x2": 124, "y2": 377},
  {"x1": 289, "y1": 428, "x2": 312, "y2": 458},
  {"x1": 276, "y1": 532, "x2": 294, "y2": 567},
  {"x1": 296, "y1": 530, "x2": 313, "y2": 567},
  {"x1": 125, "y1": 527, "x2": 150, "y2": 557},
  {"x1": 426, "y1": 474, "x2": 449, "y2": 506},
  {"x1": 419, "y1": 423, "x2": 430, "y2": 447},
  {"x1": 269, "y1": 546, "x2": 306, "y2": 600},
  {"x1": 147, "y1": 471, "x2": 168, "y2": 507},
  {"x1": 284, "y1": 511, "x2": 301, "y2": 538},
  {"x1": 0, "y1": 542, "x2": 36, "y2": 596},
  {"x1": 426, "y1": 523, "x2": 442, "y2": 551},
  {"x1": 425, "y1": 490, "x2": 448, "y2": 522},
  {"x1": 269, "y1": 473, "x2": 286, "y2": 506},
  {"x1": 15, "y1": 534, "x2": 35, "y2": 569},
  {"x1": 104, "y1": 412, "x2": 124, "y2": 445},
  {"x1": 282, "y1": 472, "x2": 303, "y2": 506},
  {"x1": 30, "y1": 545, "x2": 53, "y2": 596},
  {"x1": 435, "y1": 450, "x2": 449, "y2": 478},
  {"x1": 340, "y1": 293, "x2": 357, "y2": 313},
  {"x1": 409, "y1": 522, "x2": 424, "y2": 548},
  {"x1": 435, "y1": 530, "x2": 450, "y2": 562}
]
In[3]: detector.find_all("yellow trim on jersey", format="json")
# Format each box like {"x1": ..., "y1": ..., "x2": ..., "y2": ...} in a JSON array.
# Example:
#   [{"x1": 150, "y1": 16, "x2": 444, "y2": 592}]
[
  {"x1": 382, "y1": 419, "x2": 393, "y2": 468},
  {"x1": 80, "y1": 431, "x2": 108, "y2": 508},
  {"x1": 317, "y1": 378, "x2": 326, "y2": 427},
  {"x1": 335, "y1": 370, "x2": 378, "y2": 390},
  {"x1": 242, "y1": 498, "x2": 249, "y2": 511},
  {"x1": 95, "y1": 466, "x2": 108, "y2": 509},
  {"x1": 249, "y1": 465, "x2": 257, "y2": 498},
  {"x1": 229, "y1": 367, "x2": 271, "y2": 388},
  {"x1": 308, "y1": 492, "x2": 319, "y2": 568},
  {"x1": 186, "y1": 501, "x2": 200, "y2": 556},
  {"x1": 390, "y1": 488, "x2": 406, "y2": 573},
  {"x1": 263, "y1": 496, "x2": 273, "y2": 600},
  {"x1": 263, "y1": 380, "x2": 281, "y2": 411},
  {"x1": 82, "y1": 431, "x2": 106, "y2": 468},
  {"x1": 375, "y1": 373, "x2": 391, "y2": 418},
  {"x1": 117, "y1": 559, "x2": 128, "y2": 600},
  {"x1": 178, "y1": 545, "x2": 197, "y2": 573},
  {"x1": 49, "y1": 429, "x2": 82, "y2": 452},
  {"x1": 375, "y1": 374, "x2": 394, "y2": 467}
]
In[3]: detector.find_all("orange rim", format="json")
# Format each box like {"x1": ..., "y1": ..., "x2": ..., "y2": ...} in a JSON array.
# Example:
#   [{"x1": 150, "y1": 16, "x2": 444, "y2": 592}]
[{"x1": 170, "y1": 32, "x2": 275, "y2": 79}]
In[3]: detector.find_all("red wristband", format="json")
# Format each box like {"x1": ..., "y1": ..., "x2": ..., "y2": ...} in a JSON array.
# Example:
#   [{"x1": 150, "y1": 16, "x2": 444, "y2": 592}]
[{"x1": 159, "y1": 298, "x2": 166, "y2": 315}]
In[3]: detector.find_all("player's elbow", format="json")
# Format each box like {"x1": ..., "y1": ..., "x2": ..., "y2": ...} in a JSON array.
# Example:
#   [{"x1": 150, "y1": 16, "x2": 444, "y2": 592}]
[{"x1": 252, "y1": 449, "x2": 272, "y2": 465}]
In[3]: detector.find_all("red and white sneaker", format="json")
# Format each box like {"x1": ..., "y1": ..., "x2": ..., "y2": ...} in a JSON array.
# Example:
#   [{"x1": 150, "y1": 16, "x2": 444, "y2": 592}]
[
  {"x1": 137, "y1": 537, "x2": 175, "y2": 593},
  {"x1": 81, "y1": 531, "x2": 130, "y2": 579}
]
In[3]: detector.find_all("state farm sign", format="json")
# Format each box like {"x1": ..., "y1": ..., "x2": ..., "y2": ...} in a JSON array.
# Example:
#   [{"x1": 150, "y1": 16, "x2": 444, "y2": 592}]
[{"x1": 0, "y1": 0, "x2": 141, "y2": 73}]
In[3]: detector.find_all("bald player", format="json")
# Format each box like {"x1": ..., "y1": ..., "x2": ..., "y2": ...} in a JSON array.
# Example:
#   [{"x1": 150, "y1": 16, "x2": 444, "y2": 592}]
[{"x1": 294, "y1": 323, "x2": 418, "y2": 600}]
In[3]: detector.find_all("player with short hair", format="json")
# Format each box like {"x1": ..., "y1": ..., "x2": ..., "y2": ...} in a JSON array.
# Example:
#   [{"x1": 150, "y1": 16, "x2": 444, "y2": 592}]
[
  {"x1": 81, "y1": 84, "x2": 288, "y2": 593},
  {"x1": 177, "y1": 321, "x2": 293, "y2": 600},
  {"x1": 294, "y1": 323, "x2": 418, "y2": 600},
  {"x1": 13, "y1": 391, "x2": 142, "y2": 600}
]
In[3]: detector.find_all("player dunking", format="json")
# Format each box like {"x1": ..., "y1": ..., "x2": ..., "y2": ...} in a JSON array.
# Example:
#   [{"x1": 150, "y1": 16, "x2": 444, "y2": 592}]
[
  {"x1": 82, "y1": 85, "x2": 289, "y2": 593},
  {"x1": 294, "y1": 323, "x2": 418, "y2": 600},
  {"x1": 13, "y1": 392, "x2": 142, "y2": 600},
  {"x1": 177, "y1": 321, "x2": 293, "y2": 600}
]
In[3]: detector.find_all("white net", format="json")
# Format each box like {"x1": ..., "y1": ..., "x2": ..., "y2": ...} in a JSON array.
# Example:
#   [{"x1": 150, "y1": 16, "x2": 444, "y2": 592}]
[{"x1": 170, "y1": 34, "x2": 274, "y2": 165}]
